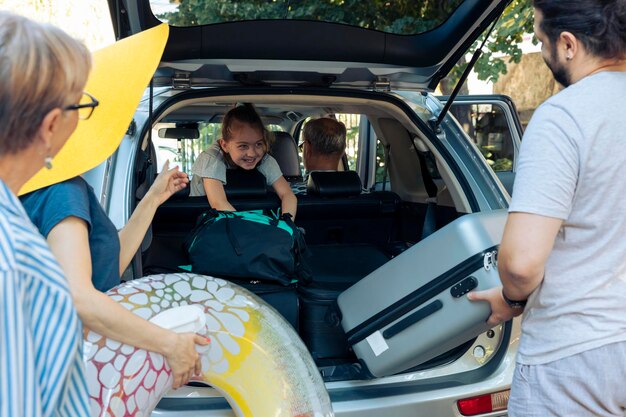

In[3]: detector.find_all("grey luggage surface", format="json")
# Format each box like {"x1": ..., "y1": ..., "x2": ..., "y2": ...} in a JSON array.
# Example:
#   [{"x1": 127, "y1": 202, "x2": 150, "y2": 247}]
[{"x1": 337, "y1": 209, "x2": 507, "y2": 377}]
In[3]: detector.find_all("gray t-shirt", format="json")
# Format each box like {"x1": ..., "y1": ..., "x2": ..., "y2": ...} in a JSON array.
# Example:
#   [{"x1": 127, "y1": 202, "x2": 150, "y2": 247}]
[
  {"x1": 189, "y1": 143, "x2": 283, "y2": 196},
  {"x1": 509, "y1": 71, "x2": 626, "y2": 365}
]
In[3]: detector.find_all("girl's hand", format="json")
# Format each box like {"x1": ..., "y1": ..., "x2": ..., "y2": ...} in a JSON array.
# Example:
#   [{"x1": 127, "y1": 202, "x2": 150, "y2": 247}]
[
  {"x1": 147, "y1": 160, "x2": 190, "y2": 206},
  {"x1": 272, "y1": 176, "x2": 297, "y2": 220},
  {"x1": 163, "y1": 333, "x2": 210, "y2": 389}
]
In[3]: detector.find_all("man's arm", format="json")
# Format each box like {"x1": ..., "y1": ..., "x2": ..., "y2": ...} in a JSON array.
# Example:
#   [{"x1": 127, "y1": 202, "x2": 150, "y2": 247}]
[
  {"x1": 468, "y1": 212, "x2": 563, "y2": 326},
  {"x1": 499, "y1": 212, "x2": 563, "y2": 299}
]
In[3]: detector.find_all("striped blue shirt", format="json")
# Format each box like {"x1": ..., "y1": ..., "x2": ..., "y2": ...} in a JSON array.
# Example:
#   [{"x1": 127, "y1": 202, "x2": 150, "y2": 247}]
[{"x1": 0, "y1": 179, "x2": 89, "y2": 417}]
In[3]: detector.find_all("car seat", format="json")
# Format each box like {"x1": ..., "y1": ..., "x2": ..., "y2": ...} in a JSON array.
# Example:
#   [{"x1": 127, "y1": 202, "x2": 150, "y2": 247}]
[{"x1": 270, "y1": 131, "x2": 302, "y2": 181}]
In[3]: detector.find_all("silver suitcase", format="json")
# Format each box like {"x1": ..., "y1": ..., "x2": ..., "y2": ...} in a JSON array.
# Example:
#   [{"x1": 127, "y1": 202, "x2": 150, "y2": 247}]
[{"x1": 337, "y1": 209, "x2": 507, "y2": 377}]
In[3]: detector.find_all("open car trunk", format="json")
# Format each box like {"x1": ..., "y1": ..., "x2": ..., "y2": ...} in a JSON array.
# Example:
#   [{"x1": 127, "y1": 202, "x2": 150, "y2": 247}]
[{"x1": 132, "y1": 87, "x2": 510, "y2": 383}]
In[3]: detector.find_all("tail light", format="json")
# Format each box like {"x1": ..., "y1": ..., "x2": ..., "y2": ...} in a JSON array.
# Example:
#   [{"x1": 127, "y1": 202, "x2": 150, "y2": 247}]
[{"x1": 457, "y1": 389, "x2": 510, "y2": 416}]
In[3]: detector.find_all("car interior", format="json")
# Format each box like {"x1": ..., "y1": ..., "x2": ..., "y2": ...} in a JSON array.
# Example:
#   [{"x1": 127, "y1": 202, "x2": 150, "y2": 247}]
[{"x1": 132, "y1": 93, "x2": 479, "y2": 381}]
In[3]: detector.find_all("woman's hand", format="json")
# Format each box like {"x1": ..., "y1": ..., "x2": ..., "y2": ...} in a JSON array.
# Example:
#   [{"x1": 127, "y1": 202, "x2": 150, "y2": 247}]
[
  {"x1": 146, "y1": 160, "x2": 190, "y2": 206},
  {"x1": 163, "y1": 332, "x2": 210, "y2": 389}
]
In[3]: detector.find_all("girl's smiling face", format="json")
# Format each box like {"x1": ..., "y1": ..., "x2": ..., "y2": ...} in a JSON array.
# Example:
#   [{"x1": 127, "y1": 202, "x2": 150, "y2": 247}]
[{"x1": 219, "y1": 122, "x2": 267, "y2": 170}]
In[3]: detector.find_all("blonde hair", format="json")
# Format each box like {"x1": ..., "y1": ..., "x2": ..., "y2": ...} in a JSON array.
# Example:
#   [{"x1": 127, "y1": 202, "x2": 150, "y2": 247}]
[{"x1": 0, "y1": 12, "x2": 92, "y2": 155}]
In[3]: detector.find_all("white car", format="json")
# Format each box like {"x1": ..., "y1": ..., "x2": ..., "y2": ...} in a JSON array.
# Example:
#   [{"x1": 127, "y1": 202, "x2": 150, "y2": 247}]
[{"x1": 84, "y1": 0, "x2": 523, "y2": 415}]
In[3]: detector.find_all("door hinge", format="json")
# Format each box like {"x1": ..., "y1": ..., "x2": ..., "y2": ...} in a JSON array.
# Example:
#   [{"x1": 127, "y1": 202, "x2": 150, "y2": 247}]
[
  {"x1": 172, "y1": 72, "x2": 191, "y2": 89},
  {"x1": 372, "y1": 78, "x2": 391, "y2": 92}
]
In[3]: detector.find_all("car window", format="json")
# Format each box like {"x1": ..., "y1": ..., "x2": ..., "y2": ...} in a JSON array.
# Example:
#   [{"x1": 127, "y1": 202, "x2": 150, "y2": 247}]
[
  {"x1": 152, "y1": 122, "x2": 219, "y2": 173},
  {"x1": 153, "y1": 0, "x2": 464, "y2": 35},
  {"x1": 340, "y1": 114, "x2": 360, "y2": 171},
  {"x1": 372, "y1": 132, "x2": 440, "y2": 190},
  {"x1": 153, "y1": 122, "x2": 284, "y2": 173},
  {"x1": 450, "y1": 103, "x2": 516, "y2": 173}
]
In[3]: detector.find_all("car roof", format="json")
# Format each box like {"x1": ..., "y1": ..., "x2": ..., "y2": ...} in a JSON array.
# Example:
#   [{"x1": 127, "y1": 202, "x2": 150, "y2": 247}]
[{"x1": 108, "y1": 0, "x2": 510, "y2": 90}]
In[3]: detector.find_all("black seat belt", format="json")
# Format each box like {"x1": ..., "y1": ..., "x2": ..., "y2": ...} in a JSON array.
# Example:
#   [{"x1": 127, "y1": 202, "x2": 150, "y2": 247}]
[
  {"x1": 416, "y1": 150, "x2": 438, "y2": 240},
  {"x1": 381, "y1": 142, "x2": 390, "y2": 191}
]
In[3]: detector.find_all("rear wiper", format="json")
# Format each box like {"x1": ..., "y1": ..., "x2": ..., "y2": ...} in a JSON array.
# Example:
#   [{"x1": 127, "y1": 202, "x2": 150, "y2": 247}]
[{"x1": 433, "y1": 17, "x2": 500, "y2": 132}]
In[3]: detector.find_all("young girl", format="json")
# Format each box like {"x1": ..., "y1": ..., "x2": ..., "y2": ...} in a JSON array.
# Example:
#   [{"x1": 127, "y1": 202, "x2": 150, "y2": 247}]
[{"x1": 190, "y1": 103, "x2": 297, "y2": 218}]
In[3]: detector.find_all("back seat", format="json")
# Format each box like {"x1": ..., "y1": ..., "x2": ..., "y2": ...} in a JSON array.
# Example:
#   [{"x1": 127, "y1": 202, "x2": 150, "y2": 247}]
[
  {"x1": 297, "y1": 171, "x2": 400, "y2": 246},
  {"x1": 145, "y1": 168, "x2": 402, "y2": 336},
  {"x1": 294, "y1": 171, "x2": 399, "y2": 363},
  {"x1": 152, "y1": 169, "x2": 401, "y2": 244},
  {"x1": 152, "y1": 169, "x2": 279, "y2": 236}
]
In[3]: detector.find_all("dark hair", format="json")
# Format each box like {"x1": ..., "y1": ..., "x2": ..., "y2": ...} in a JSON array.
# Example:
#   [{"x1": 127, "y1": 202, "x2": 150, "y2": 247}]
[
  {"x1": 303, "y1": 118, "x2": 347, "y2": 156},
  {"x1": 533, "y1": 0, "x2": 626, "y2": 59},
  {"x1": 221, "y1": 103, "x2": 273, "y2": 149}
]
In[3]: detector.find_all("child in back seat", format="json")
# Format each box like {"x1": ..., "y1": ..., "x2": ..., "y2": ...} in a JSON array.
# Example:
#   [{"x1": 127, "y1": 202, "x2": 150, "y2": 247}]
[{"x1": 189, "y1": 103, "x2": 297, "y2": 219}]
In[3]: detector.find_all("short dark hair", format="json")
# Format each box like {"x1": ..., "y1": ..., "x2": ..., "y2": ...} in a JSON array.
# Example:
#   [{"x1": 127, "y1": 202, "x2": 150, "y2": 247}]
[
  {"x1": 533, "y1": 0, "x2": 626, "y2": 59},
  {"x1": 302, "y1": 118, "x2": 346, "y2": 156}
]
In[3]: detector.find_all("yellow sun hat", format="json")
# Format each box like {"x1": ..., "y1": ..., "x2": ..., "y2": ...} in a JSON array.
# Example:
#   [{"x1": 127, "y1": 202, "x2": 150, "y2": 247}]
[{"x1": 19, "y1": 23, "x2": 169, "y2": 196}]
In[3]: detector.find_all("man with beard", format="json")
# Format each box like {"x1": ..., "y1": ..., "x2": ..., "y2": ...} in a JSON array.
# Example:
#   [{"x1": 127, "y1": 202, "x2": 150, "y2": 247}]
[{"x1": 468, "y1": 1, "x2": 626, "y2": 416}]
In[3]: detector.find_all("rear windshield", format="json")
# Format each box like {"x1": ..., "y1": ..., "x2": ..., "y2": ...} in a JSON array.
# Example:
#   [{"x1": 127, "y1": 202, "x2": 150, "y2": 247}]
[{"x1": 151, "y1": 0, "x2": 464, "y2": 35}]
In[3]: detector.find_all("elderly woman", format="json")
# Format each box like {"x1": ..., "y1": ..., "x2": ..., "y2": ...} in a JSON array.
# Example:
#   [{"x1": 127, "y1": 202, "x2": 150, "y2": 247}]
[
  {"x1": 14, "y1": 24, "x2": 208, "y2": 398},
  {"x1": 18, "y1": 28, "x2": 208, "y2": 392},
  {"x1": 0, "y1": 12, "x2": 92, "y2": 416}
]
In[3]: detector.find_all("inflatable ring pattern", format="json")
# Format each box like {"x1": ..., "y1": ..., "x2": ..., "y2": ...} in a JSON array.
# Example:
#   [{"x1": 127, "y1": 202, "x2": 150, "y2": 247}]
[{"x1": 84, "y1": 273, "x2": 333, "y2": 417}]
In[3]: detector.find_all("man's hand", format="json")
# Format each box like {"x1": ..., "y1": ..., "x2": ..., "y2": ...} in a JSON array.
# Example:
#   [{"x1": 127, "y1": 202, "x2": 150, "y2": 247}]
[
  {"x1": 163, "y1": 333, "x2": 210, "y2": 389},
  {"x1": 467, "y1": 286, "x2": 523, "y2": 326}
]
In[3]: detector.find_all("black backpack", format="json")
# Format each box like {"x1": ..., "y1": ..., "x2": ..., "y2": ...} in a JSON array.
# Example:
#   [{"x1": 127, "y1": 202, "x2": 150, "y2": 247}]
[{"x1": 182, "y1": 209, "x2": 311, "y2": 286}]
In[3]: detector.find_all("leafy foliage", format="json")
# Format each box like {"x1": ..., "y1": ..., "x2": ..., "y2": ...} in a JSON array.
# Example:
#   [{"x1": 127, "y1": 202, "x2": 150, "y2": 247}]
[
  {"x1": 452, "y1": 0, "x2": 535, "y2": 85},
  {"x1": 159, "y1": 0, "x2": 534, "y2": 88},
  {"x1": 160, "y1": 0, "x2": 465, "y2": 34}
]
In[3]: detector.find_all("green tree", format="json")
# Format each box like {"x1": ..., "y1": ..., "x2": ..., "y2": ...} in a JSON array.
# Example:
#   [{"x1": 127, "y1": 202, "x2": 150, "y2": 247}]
[
  {"x1": 160, "y1": 0, "x2": 534, "y2": 90},
  {"x1": 161, "y1": 0, "x2": 465, "y2": 34},
  {"x1": 451, "y1": 0, "x2": 535, "y2": 86}
]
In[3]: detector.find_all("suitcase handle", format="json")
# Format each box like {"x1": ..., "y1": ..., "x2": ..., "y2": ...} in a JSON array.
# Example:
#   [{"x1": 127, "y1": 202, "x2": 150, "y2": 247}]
[{"x1": 382, "y1": 300, "x2": 443, "y2": 340}]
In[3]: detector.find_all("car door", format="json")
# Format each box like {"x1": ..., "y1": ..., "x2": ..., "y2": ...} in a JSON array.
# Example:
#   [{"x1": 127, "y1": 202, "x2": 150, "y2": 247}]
[{"x1": 439, "y1": 94, "x2": 523, "y2": 195}]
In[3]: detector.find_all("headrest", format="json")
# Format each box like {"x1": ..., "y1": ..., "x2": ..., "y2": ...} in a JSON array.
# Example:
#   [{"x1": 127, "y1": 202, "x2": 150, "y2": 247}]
[
  {"x1": 270, "y1": 131, "x2": 301, "y2": 177},
  {"x1": 307, "y1": 171, "x2": 362, "y2": 196},
  {"x1": 224, "y1": 169, "x2": 267, "y2": 198}
]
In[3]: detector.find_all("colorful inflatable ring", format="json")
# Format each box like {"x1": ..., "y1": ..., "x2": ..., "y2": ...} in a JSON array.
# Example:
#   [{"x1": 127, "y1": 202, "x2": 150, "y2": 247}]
[{"x1": 84, "y1": 273, "x2": 333, "y2": 417}]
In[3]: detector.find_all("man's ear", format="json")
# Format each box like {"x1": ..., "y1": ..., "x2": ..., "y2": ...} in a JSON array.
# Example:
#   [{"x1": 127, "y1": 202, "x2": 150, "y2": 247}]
[
  {"x1": 559, "y1": 31, "x2": 579, "y2": 60},
  {"x1": 303, "y1": 140, "x2": 311, "y2": 159},
  {"x1": 37, "y1": 108, "x2": 63, "y2": 150}
]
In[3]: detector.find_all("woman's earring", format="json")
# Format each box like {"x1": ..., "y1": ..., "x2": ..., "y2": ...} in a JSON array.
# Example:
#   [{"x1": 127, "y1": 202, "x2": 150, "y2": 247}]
[{"x1": 44, "y1": 156, "x2": 53, "y2": 170}]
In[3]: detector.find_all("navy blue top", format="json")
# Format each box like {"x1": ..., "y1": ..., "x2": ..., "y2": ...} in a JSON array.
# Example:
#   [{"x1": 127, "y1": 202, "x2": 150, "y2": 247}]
[{"x1": 20, "y1": 177, "x2": 121, "y2": 292}]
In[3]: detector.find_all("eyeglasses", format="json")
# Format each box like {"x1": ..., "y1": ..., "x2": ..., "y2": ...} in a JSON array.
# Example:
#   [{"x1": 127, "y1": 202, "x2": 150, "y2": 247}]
[
  {"x1": 64, "y1": 91, "x2": 99, "y2": 120},
  {"x1": 298, "y1": 140, "x2": 308, "y2": 150}
]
